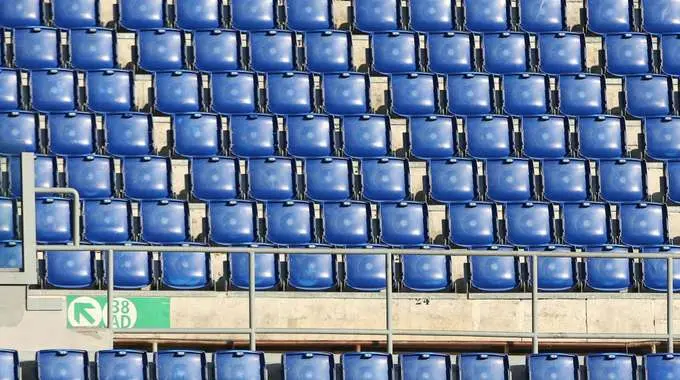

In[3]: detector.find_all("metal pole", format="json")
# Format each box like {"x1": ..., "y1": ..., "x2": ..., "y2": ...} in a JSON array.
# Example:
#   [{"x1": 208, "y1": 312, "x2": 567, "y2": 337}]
[
  {"x1": 386, "y1": 251, "x2": 393, "y2": 354},
  {"x1": 669, "y1": 256, "x2": 674, "y2": 352},
  {"x1": 248, "y1": 250, "x2": 256, "y2": 351},
  {"x1": 107, "y1": 249, "x2": 114, "y2": 331},
  {"x1": 531, "y1": 254, "x2": 539, "y2": 354}
]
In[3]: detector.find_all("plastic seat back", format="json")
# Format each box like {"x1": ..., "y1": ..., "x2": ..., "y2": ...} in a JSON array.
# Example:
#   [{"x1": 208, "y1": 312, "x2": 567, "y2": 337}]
[
  {"x1": 228, "y1": 113, "x2": 277, "y2": 157},
  {"x1": 0, "y1": 241, "x2": 22, "y2": 269},
  {"x1": 641, "y1": 245, "x2": 680, "y2": 292},
  {"x1": 83, "y1": 199, "x2": 132, "y2": 244},
  {"x1": 66, "y1": 155, "x2": 113, "y2": 199},
  {"x1": 250, "y1": 30, "x2": 296, "y2": 72},
  {"x1": 427, "y1": 32, "x2": 474, "y2": 74},
  {"x1": 410, "y1": 0, "x2": 456, "y2": 32},
  {"x1": 343, "y1": 352, "x2": 392, "y2": 380},
  {"x1": 587, "y1": 0, "x2": 633, "y2": 34},
  {"x1": 214, "y1": 351, "x2": 265, "y2": 380},
  {"x1": 265, "y1": 201, "x2": 314, "y2": 245},
  {"x1": 104, "y1": 249, "x2": 154, "y2": 289},
  {"x1": 160, "y1": 249, "x2": 210, "y2": 289},
  {"x1": 577, "y1": 115, "x2": 626, "y2": 159},
  {"x1": 230, "y1": 249, "x2": 279, "y2": 290},
  {"x1": 344, "y1": 246, "x2": 388, "y2": 291},
  {"x1": 542, "y1": 158, "x2": 590, "y2": 202},
  {"x1": 521, "y1": 115, "x2": 569, "y2": 159},
  {"x1": 447, "y1": 73, "x2": 494, "y2": 116},
  {"x1": 483, "y1": 32, "x2": 530, "y2": 74},
  {"x1": 585, "y1": 245, "x2": 632, "y2": 292},
  {"x1": 70, "y1": 27, "x2": 116, "y2": 70},
  {"x1": 287, "y1": 245, "x2": 337, "y2": 290},
  {"x1": 463, "y1": 0, "x2": 510, "y2": 32},
  {"x1": 361, "y1": 157, "x2": 409, "y2": 202},
  {"x1": 527, "y1": 353, "x2": 578, "y2": 380},
  {"x1": 0, "y1": 111, "x2": 39, "y2": 154},
  {"x1": 485, "y1": 158, "x2": 533, "y2": 202},
  {"x1": 598, "y1": 159, "x2": 646, "y2": 202},
  {"x1": 429, "y1": 158, "x2": 477, "y2": 203},
  {"x1": 285, "y1": 113, "x2": 334, "y2": 158},
  {"x1": 519, "y1": 0, "x2": 565, "y2": 32},
  {"x1": 458, "y1": 353, "x2": 509, "y2": 380},
  {"x1": 322, "y1": 201, "x2": 371, "y2": 246},
  {"x1": 642, "y1": 0, "x2": 680, "y2": 34},
  {"x1": 37, "y1": 350, "x2": 89, "y2": 380},
  {"x1": 286, "y1": 0, "x2": 331, "y2": 31},
  {"x1": 248, "y1": 157, "x2": 296, "y2": 201},
  {"x1": 86, "y1": 69, "x2": 134, "y2": 112},
  {"x1": 119, "y1": 0, "x2": 166, "y2": 30},
  {"x1": 401, "y1": 246, "x2": 451, "y2": 292},
  {"x1": 563, "y1": 202, "x2": 611, "y2": 246},
  {"x1": 31, "y1": 69, "x2": 77, "y2": 112},
  {"x1": 230, "y1": 0, "x2": 277, "y2": 30},
  {"x1": 503, "y1": 73, "x2": 550, "y2": 116},
  {"x1": 304, "y1": 157, "x2": 353, "y2": 201},
  {"x1": 0, "y1": 69, "x2": 21, "y2": 111},
  {"x1": 527, "y1": 245, "x2": 577, "y2": 291},
  {"x1": 140, "y1": 199, "x2": 189, "y2": 244},
  {"x1": 13, "y1": 27, "x2": 59, "y2": 69},
  {"x1": 558, "y1": 73, "x2": 606, "y2": 116},
  {"x1": 341, "y1": 114, "x2": 390, "y2": 158},
  {"x1": 8, "y1": 154, "x2": 56, "y2": 197},
  {"x1": 400, "y1": 353, "x2": 451, "y2": 380},
  {"x1": 645, "y1": 354, "x2": 680, "y2": 379},
  {"x1": 409, "y1": 115, "x2": 457, "y2": 159},
  {"x1": 138, "y1": 28, "x2": 185, "y2": 72},
  {"x1": 154, "y1": 70, "x2": 202, "y2": 114},
  {"x1": 175, "y1": 0, "x2": 221, "y2": 30},
  {"x1": 47, "y1": 111, "x2": 96, "y2": 155},
  {"x1": 469, "y1": 245, "x2": 519, "y2": 291},
  {"x1": 661, "y1": 33, "x2": 680, "y2": 75},
  {"x1": 605, "y1": 32, "x2": 653, "y2": 75},
  {"x1": 267, "y1": 72, "x2": 313, "y2": 114},
  {"x1": 448, "y1": 202, "x2": 497, "y2": 247},
  {"x1": 193, "y1": 29, "x2": 240, "y2": 72},
  {"x1": 505, "y1": 202, "x2": 553, "y2": 246},
  {"x1": 305, "y1": 30, "x2": 352, "y2": 73},
  {"x1": 379, "y1": 202, "x2": 427, "y2": 246},
  {"x1": 0, "y1": 198, "x2": 15, "y2": 241},
  {"x1": 208, "y1": 200, "x2": 257, "y2": 245},
  {"x1": 372, "y1": 31, "x2": 419, "y2": 74},
  {"x1": 103, "y1": 112, "x2": 153, "y2": 157},
  {"x1": 44, "y1": 250, "x2": 95, "y2": 289},
  {"x1": 322, "y1": 72, "x2": 370, "y2": 115},
  {"x1": 465, "y1": 115, "x2": 513, "y2": 159},
  {"x1": 625, "y1": 74, "x2": 674, "y2": 118},
  {"x1": 282, "y1": 352, "x2": 334, "y2": 380},
  {"x1": 538, "y1": 32, "x2": 585, "y2": 74},
  {"x1": 191, "y1": 157, "x2": 239, "y2": 201},
  {"x1": 0, "y1": 350, "x2": 18, "y2": 380},
  {"x1": 390, "y1": 73, "x2": 437, "y2": 116},
  {"x1": 36, "y1": 197, "x2": 72, "y2": 244},
  {"x1": 172, "y1": 113, "x2": 221, "y2": 157},
  {"x1": 97, "y1": 350, "x2": 148, "y2": 380},
  {"x1": 53, "y1": 0, "x2": 97, "y2": 28},
  {"x1": 644, "y1": 116, "x2": 680, "y2": 160},
  {"x1": 667, "y1": 160, "x2": 680, "y2": 203},
  {"x1": 0, "y1": 0, "x2": 42, "y2": 28},
  {"x1": 123, "y1": 156, "x2": 171, "y2": 200},
  {"x1": 155, "y1": 351, "x2": 207, "y2": 380},
  {"x1": 619, "y1": 202, "x2": 668, "y2": 246},
  {"x1": 353, "y1": 0, "x2": 400, "y2": 32}
]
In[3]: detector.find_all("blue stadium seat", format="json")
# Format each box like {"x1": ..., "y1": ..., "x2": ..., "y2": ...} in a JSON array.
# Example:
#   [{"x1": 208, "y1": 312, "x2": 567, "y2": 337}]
[
  {"x1": 230, "y1": 0, "x2": 277, "y2": 31},
  {"x1": 667, "y1": 160, "x2": 680, "y2": 203},
  {"x1": 577, "y1": 115, "x2": 626, "y2": 159},
  {"x1": 521, "y1": 115, "x2": 569, "y2": 159},
  {"x1": 342, "y1": 352, "x2": 392, "y2": 380},
  {"x1": 519, "y1": 0, "x2": 566, "y2": 32},
  {"x1": 52, "y1": 0, "x2": 97, "y2": 28},
  {"x1": 229, "y1": 248, "x2": 279, "y2": 290},
  {"x1": 379, "y1": 202, "x2": 427, "y2": 246},
  {"x1": 542, "y1": 158, "x2": 590, "y2": 202},
  {"x1": 172, "y1": 113, "x2": 221, "y2": 157},
  {"x1": 265, "y1": 201, "x2": 314, "y2": 245},
  {"x1": 642, "y1": 0, "x2": 680, "y2": 34},
  {"x1": 562, "y1": 202, "x2": 611, "y2": 246},
  {"x1": 86, "y1": 69, "x2": 134, "y2": 112},
  {"x1": 644, "y1": 116, "x2": 680, "y2": 160},
  {"x1": 661, "y1": 33, "x2": 680, "y2": 76},
  {"x1": 585, "y1": 245, "x2": 632, "y2": 292},
  {"x1": 122, "y1": 156, "x2": 171, "y2": 200},
  {"x1": 527, "y1": 354, "x2": 578, "y2": 380},
  {"x1": 160, "y1": 249, "x2": 210, "y2": 289},
  {"x1": 505, "y1": 202, "x2": 553, "y2": 246},
  {"x1": 267, "y1": 72, "x2": 314, "y2": 114},
  {"x1": 285, "y1": 113, "x2": 334, "y2": 158},
  {"x1": 37, "y1": 350, "x2": 89, "y2": 379},
  {"x1": 538, "y1": 32, "x2": 586, "y2": 75},
  {"x1": 353, "y1": 0, "x2": 400, "y2": 32},
  {"x1": 400, "y1": 353, "x2": 451, "y2": 380},
  {"x1": 341, "y1": 114, "x2": 390, "y2": 158},
  {"x1": 448, "y1": 202, "x2": 497, "y2": 246},
  {"x1": 154, "y1": 70, "x2": 202, "y2": 114},
  {"x1": 409, "y1": 0, "x2": 456, "y2": 32},
  {"x1": 304, "y1": 157, "x2": 353, "y2": 201},
  {"x1": 322, "y1": 72, "x2": 369, "y2": 115},
  {"x1": 409, "y1": 115, "x2": 457, "y2": 159},
  {"x1": 457, "y1": 353, "x2": 509, "y2": 380},
  {"x1": 619, "y1": 202, "x2": 667, "y2": 246},
  {"x1": 138, "y1": 29, "x2": 185, "y2": 72},
  {"x1": 214, "y1": 351, "x2": 266, "y2": 380},
  {"x1": 190, "y1": 157, "x2": 238, "y2": 201},
  {"x1": 0, "y1": 350, "x2": 18, "y2": 380},
  {"x1": 44, "y1": 251, "x2": 95, "y2": 288},
  {"x1": 0, "y1": 111, "x2": 39, "y2": 154},
  {"x1": 228, "y1": 113, "x2": 277, "y2": 157},
  {"x1": 103, "y1": 113, "x2": 153, "y2": 157},
  {"x1": 47, "y1": 112, "x2": 96, "y2": 155},
  {"x1": 83, "y1": 199, "x2": 132, "y2": 244},
  {"x1": 344, "y1": 245, "x2": 388, "y2": 291},
  {"x1": 528, "y1": 245, "x2": 577, "y2": 291},
  {"x1": 485, "y1": 158, "x2": 533, "y2": 202},
  {"x1": 248, "y1": 157, "x2": 296, "y2": 201},
  {"x1": 587, "y1": 0, "x2": 633, "y2": 34},
  {"x1": 249, "y1": 30, "x2": 296, "y2": 72},
  {"x1": 503, "y1": 73, "x2": 550, "y2": 116},
  {"x1": 598, "y1": 159, "x2": 646, "y2": 202},
  {"x1": 282, "y1": 352, "x2": 334, "y2": 380},
  {"x1": 175, "y1": 0, "x2": 221, "y2": 30},
  {"x1": 428, "y1": 158, "x2": 477, "y2": 203},
  {"x1": 483, "y1": 32, "x2": 530, "y2": 74},
  {"x1": 558, "y1": 73, "x2": 606, "y2": 116},
  {"x1": 36, "y1": 197, "x2": 72, "y2": 244},
  {"x1": 285, "y1": 0, "x2": 332, "y2": 31},
  {"x1": 469, "y1": 245, "x2": 519, "y2": 292},
  {"x1": 0, "y1": 198, "x2": 15, "y2": 241},
  {"x1": 155, "y1": 351, "x2": 207, "y2": 379},
  {"x1": 447, "y1": 73, "x2": 494, "y2": 116},
  {"x1": 70, "y1": 28, "x2": 116, "y2": 70},
  {"x1": 0, "y1": 0, "x2": 42, "y2": 28},
  {"x1": 645, "y1": 354, "x2": 680, "y2": 378},
  {"x1": 287, "y1": 245, "x2": 337, "y2": 290},
  {"x1": 626, "y1": 74, "x2": 674, "y2": 118},
  {"x1": 427, "y1": 32, "x2": 475, "y2": 74},
  {"x1": 0, "y1": 69, "x2": 21, "y2": 111},
  {"x1": 305, "y1": 30, "x2": 352, "y2": 73},
  {"x1": 361, "y1": 157, "x2": 409, "y2": 202},
  {"x1": 208, "y1": 200, "x2": 257, "y2": 245},
  {"x1": 605, "y1": 33, "x2": 653, "y2": 76},
  {"x1": 0, "y1": 241, "x2": 23, "y2": 269},
  {"x1": 465, "y1": 115, "x2": 513, "y2": 159},
  {"x1": 65, "y1": 155, "x2": 113, "y2": 199},
  {"x1": 104, "y1": 248, "x2": 154, "y2": 289},
  {"x1": 390, "y1": 73, "x2": 438, "y2": 116},
  {"x1": 401, "y1": 246, "x2": 451, "y2": 291},
  {"x1": 7, "y1": 154, "x2": 56, "y2": 197},
  {"x1": 13, "y1": 27, "x2": 59, "y2": 69},
  {"x1": 322, "y1": 201, "x2": 371, "y2": 246},
  {"x1": 193, "y1": 29, "x2": 240, "y2": 72},
  {"x1": 119, "y1": 0, "x2": 165, "y2": 30},
  {"x1": 463, "y1": 0, "x2": 510, "y2": 32},
  {"x1": 641, "y1": 246, "x2": 680, "y2": 292},
  {"x1": 372, "y1": 31, "x2": 419, "y2": 74},
  {"x1": 96, "y1": 350, "x2": 148, "y2": 380},
  {"x1": 30, "y1": 69, "x2": 77, "y2": 112},
  {"x1": 140, "y1": 199, "x2": 189, "y2": 244}
]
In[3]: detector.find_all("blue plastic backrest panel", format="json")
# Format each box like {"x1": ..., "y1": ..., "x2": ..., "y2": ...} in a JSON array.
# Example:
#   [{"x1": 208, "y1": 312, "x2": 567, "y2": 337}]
[
  {"x1": 160, "y1": 250, "x2": 210, "y2": 289},
  {"x1": 322, "y1": 72, "x2": 370, "y2": 115},
  {"x1": 322, "y1": 201, "x2": 371, "y2": 245},
  {"x1": 345, "y1": 248, "x2": 387, "y2": 291},
  {"x1": 230, "y1": 250, "x2": 280, "y2": 290},
  {"x1": 519, "y1": 0, "x2": 566, "y2": 32},
  {"x1": 214, "y1": 351, "x2": 265, "y2": 380},
  {"x1": 469, "y1": 245, "x2": 518, "y2": 291},
  {"x1": 598, "y1": 159, "x2": 646, "y2": 202},
  {"x1": 13, "y1": 27, "x2": 59, "y2": 69},
  {"x1": 0, "y1": 111, "x2": 39, "y2": 154},
  {"x1": 228, "y1": 113, "x2": 277, "y2": 157},
  {"x1": 285, "y1": 113, "x2": 334, "y2": 158},
  {"x1": 0, "y1": 0, "x2": 42, "y2": 28},
  {"x1": 372, "y1": 31, "x2": 419, "y2": 74},
  {"x1": 208, "y1": 200, "x2": 257, "y2": 245},
  {"x1": 584, "y1": 245, "x2": 632, "y2": 292},
  {"x1": 104, "y1": 249, "x2": 154, "y2": 289},
  {"x1": 45, "y1": 250, "x2": 95, "y2": 288},
  {"x1": 527, "y1": 354, "x2": 578, "y2": 380},
  {"x1": 429, "y1": 158, "x2": 477, "y2": 203},
  {"x1": 175, "y1": 0, "x2": 222, "y2": 30},
  {"x1": 642, "y1": 0, "x2": 680, "y2": 34},
  {"x1": 521, "y1": 115, "x2": 569, "y2": 159},
  {"x1": 400, "y1": 353, "x2": 451, "y2": 380},
  {"x1": 410, "y1": 0, "x2": 456, "y2": 32},
  {"x1": 379, "y1": 202, "x2": 427, "y2": 246},
  {"x1": 282, "y1": 352, "x2": 334, "y2": 380},
  {"x1": 390, "y1": 73, "x2": 438, "y2": 116},
  {"x1": 8, "y1": 154, "x2": 56, "y2": 197},
  {"x1": 140, "y1": 200, "x2": 189, "y2": 244},
  {"x1": 0, "y1": 241, "x2": 23, "y2": 269},
  {"x1": 191, "y1": 157, "x2": 238, "y2": 201},
  {"x1": 250, "y1": 30, "x2": 296, "y2": 72},
  {"x1": 562, "y1": 202, "x2": 610, "y2": 246},
  {"x1": 427, "y1": 32, "x2": 475, "y2": 74},
  {"x1": 138, "y1": 28, "x2": 185, "y2": 72},
  {"x1": 0, "y1": 350, "x2": 18, "y2": 380},
  {"x1": 37, "y1": 350, "x2": 89, "y2": 379},
  {"x1": 542, "y1": 158, "x2": 589, "y2": 202},
  {"x1": 123, "y1": 156, "x2": 171, "y2": 199},
  {"x1": 97, "y1": 350, "x2": 148, "y2": 380},
  {"x1": 287, "y1": 248, "x2": 337, "y2": 290},
  {"x1": 172, "y1": 113, "x2": 221, "y2": 157},
  {"x1": 587, "y1": 0, "x2": 633, "y2": 34},
  {"x1": 483, "y1": 32, "x2": 530, "y2": 74},
  {"x1": 645, "y1": 354, "x2": 680, "y2": 378},
  {"x1": 104, "y1": 112, "x2": 153, "y2": 156},
  {"x1": 285, "y1": 0, "x2": 332, "y2": 31},
  {"x1": 53, "y1": 0, "x2": 98, "y2": 28},
  {"x1": 31, "y1": 69, "x2": 78, "y2": 112},
  {"x1": 230, "y1": 0, "x2": 277, "y2": 30},
  {"x1": 447, "y1": 73, "x2": 494, "y2": 116},
  {"x1": 502, "y1": 73, "x2": 550, "y2": 116},
  {"x1": 193, "y1": 29, "x2": 240, "y2": 72},
  {"x1": 485, "y1": 158, "x2": 533, "y2": 202},
  {"x1": 465, "y1": 115, "x2": 513, "y2": 159},
  {"x1": 642, "y1": 246, "x2": 680, "y2": 291},
  {"x1": 265, "y1": 201, "x2": 314, "y2": 245},
  {"x1": 458, "y1": 353, "x2": 509, "y2": 380},
  {"x1": 36, "y1": 197, "x2": 72, "y2": 244},
  {"x1": 119, "y1": 0, "x2": 166, "y2": 30},
  {"x1": 644, "y1": 116, "x2": 680, "y2": 160},
  {"x1": 305, "y1": 30, "x2": 352, "y2": 73},
  {"x1": 267, "y1": 71, "x2": 314, "y2": 114},
  {"x1": 155, "y1": 350, "x2": 207, "y2": 379},
  {"x1": 463, "y1": 0, "x2": 510, "y2": 32},
  {"x1": 625, "y1": 74, "x2": 673, "y2": 118},
  {"x1": 66, "y1": 155, "x2": 113, "y2": 198},
  {"x1": 667, "y1": 160, "x2": 680, "y2": 203},
  {"x1": 154, "y1": 70, "x2": 202, "y2": 114},
  {"x1": 248, "y1": 157, "x2": 296, "y2": 201},
  {"x1": 577, "y1": 115, "x2": 625, "y2": 159},
  {"x1": 361, "y1": 157, "x2": 408, "y2": 202},
  {"x1": 528, "y1": 245, "x2": 576, "y2": 290},
  {"x1": 505, "y1": 202, "x2": 553, "y2": 246},
  {"x1": 342, "y1": 352, "x2": 392, "y2": 380},
  {"x1": 70, "y1": 28, "x2": 116, "y2": 70},
  {"x1": 83, "y1": 199, "x2": 131, "y2": 244},
  {"x1": 86, "y1": 69, "x2": 134, "y2": 112},
  {"x1": 619, "y1": 202, "x2": 667, "y2": 246},
  {"x1": 409, "y1": 115, "x2": 457, "y2": 159},
  {"x1": 401, "y1": 249, "x2": 451, "y2": 291},
  {"x1": 0, "y1": 198, "x2": 16, "y2": 241},
  {"x1": 341, "y1": 114, "x2": 390, "y2": 158},
  {"x1": 558, "y1": 73, "x2": 606, "y2": 116},
  {"x1": 47, "y1": 111, "x2": 96, "y2": 155},
  {"x1": 354, "y1": 0, "x2": 399, "y2": 32},
  {"x1": 538, "y1": 32, "x2": 585, "y2": 74},
  {"x1": 605, "y1": 32, "x2": 653, "y2": 76},
  {"x1": 661, "y1": 33, "x2": 680, "y2": 76},
  {"x1": 304, "y1": 157, "x2": 353, "y2": 201},
  {"x1": 0, "y1": 69, "x2": 21, "y2": 111},
  {"x1": 448, "y1": 202, "x2": 497, "y2": 246}
]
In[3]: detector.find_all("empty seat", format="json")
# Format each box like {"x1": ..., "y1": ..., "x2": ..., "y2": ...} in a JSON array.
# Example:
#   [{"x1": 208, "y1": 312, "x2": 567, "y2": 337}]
[
  {"x1": 379, "y1": 202, "x2": 427, "y2": 246},
  {"x1": 587, "y1": 0, "x2": 633, "y2": 34},
  {"x1": 285, "y1": 0, "x2": 332, "y2": 31},
  {"x1": 30, "y1": 69, "x2": 77, "y2": 112},
  {"x1": 287, "y1": 245, "x2": 337, "y2": 290},
  {"x1": 69, "y1": 27, "x2": 116, "y2": 70},
  {"x1": 228, "y1": 113, "x2": 277, "y2": 157},
  {"x1": 447, "y1": 73, "x2": 494, "y2": 116},
  {"x1": 483, "y1": 32, "x2": 530, "y2": 74},
  {"x1": 605, "y1": 32, "x2": 653, "y2": 76},
  {"x1": 96, "y1": 350, "x2": 148, "y2": 380},
  {"x1": 13, "y1": 27, "x2": 59, "y2": 69},
  {"x1": 519, "y1": 0, "x2": 566, "y2": 32},
  {"x1": 585, "y1": 245, "x2": 632, "y2": 292},
  {"x1": 267, "y1": 72, "x2": 313, "y2": 114},
  {"x1": 322, "y1": 201, "x2": 371, "y2": 246},
  {"x1": 229, "y1": 247, "x2": 279, "y2": 290},
  {"x1": 122, "y1": 156, "x2": 171, "y2": 199},
  {"x1": 52, "y1": 0, "x2": 97, "y2": 28},
  {"x1": 527, "y1": 354, "x2": 578, "y2": 380},
  {"x1": 305, "y1": 30, "x2": 352, "y2": 73},
  {"x1": 160, "y1": 248, "x2": 210, "y2": 289},
  {"x1": 140, "y1": 199, "x2": 189, "y2": 244},
  {"x1": 190, "y1": 157, "x2": 238, "y2": 201},
  {"x1": 214, "y1": 351, "x2": 266, "y2": 380},
  {"x1": 465, "y1": 114, "x2": 513, "y2": 158},
  {"x1": 626, "y1": 74, "x2": 674, "y2": 118},
  {"x1": 7, "y1": 154, "x2": 56, "y2": 197},
  {"x1": 85, "y1": 69, "x2": 134, "y2": 113},
  {"x1": 250, "y1": 30, "x2": 296, "y2": 72},
  {"x1": 282, "y1": 352, "x2": 334, "y2": 380},
  {"x1": 156, "y1": 351, "x2": 207, "y2": 379},
  {"x1": 342, "y1": 352, "x2": 392, "y2": 380},
  {"x1": 372, "y1": 31, "x2": 419, "y2": 74},
  {"x1": 577, "y1": 115, "x2": 626, "y2": 159},
  {"x1": 400, "y1": 353, "x2": 451, "y2": 380},
  {"x1": 0, "y1": 241, "x2": 23, "y2": 269},
  {"x1": 538, "y1": 32, "x2": 586, "y2": 75},
  {"x1": 36, "y1": 197, "x2": 72, "y2": 244},
  {"x1": 361, "y1": 157, "x2": 409, "y2": 202},
  {"x1": 558, "y1": 73, "x2": 606, "y2": 116},
  {"x1": 265, "y1": 201, "x2": 314, "y2": 245},
  {"x1": 463, "y1": 0, "x2": 510, "y2": 32},
  {"x1": 429, "y1": 158, "x2": 477, "y2": 202},
  {"x1": 0, "y1": 198, "x2": 15, "y2": 241},
  {"x1": 401, "y1": 246, "x2": 451, "y2": 291},
  {"x1": 485, "y1": 158, "x2": 533, "y2": 202},
  {"x1": 0, "y1": 69, "x2": 21, "y2": 111},
  {"x1": 562, "y1": 202, "x2": 611, "y2": 245},
  {"x1": 344, "y1": 245, "x2": 388, "y2": 291},
  {"x1": 0, "y1": 350, "x2": 18, "y2": 380},
  {"x1": 208, "y1": 200, "x2": 257, "y2": 245},
  {"x1": 503, "y1": 73, "x2": 550, "y2": 116},
  {"x1": 528, "y1": 244, "x2": 577, "y2": 291},
  {"x1": 521, "y1": 115, "x2": 570, "y2": 159},
  {"x1": 409, "y1": 115, "x2": 457, "y2": 159},
  {"x1": 304, "y1": 157, "x2": 353, "y2": 201},
  {"x1": 103, "y1": 113, "x2": 152, "y2": 157},
  {"x1": 138, "y1": 28, "x2": 185, "y2": 72},
  {"x1": 542, "y1": 158, "x2": 590, "y2": 202},
  {"x1": 210, "y1": 71, "x2": 258, "y2": 114},
  {"x1": 44, "y1": 250, "x2": 95, "y2": 288},
  {"x1": 598, "y1": 159, "x2": 646, "y2": 202},
  {"x1": 341, "y1": 114, "x2": 390, "y2": 158},
  {"x1": 427, "y1": 32, "x2": 475, "y2": 74},
  {"x1": 322, "y1": 72, "x2": 370, "y2": 115},
  {"x1": 642, "y1": 246, "x2": 680, "y2": 292},
  {"x1": 469, "y1": 245, "x2": 520, "y2": 291},
  {"x1": 409, "y1": 0, "x2": 456, "y2": 32},
  {"x1": 668, "y1": 160, "x2": 680, "y2": 203},
  {"x1": 505, "y1": 201, "x2": 553, "y2": 245},
  {"x1": 619, "y1": 202, "x2": 668, "y2": 246},
  {"x1": 353, "y1": 0, "x2": 400, "y2": 32},
  {"x1": 47, "y1": 111, "x2": 96, "y2": 155},
  {"x1": 119, "y1": 0, "x2": 166, "y2": 30},
  {"x1": 448, "y1": 202, "x2": 497, "y2": 246},
  {"x1": 645, "y1": 116, "x2": 680, "y2": 160},
  {"x1": 390, "y1": 73, "x2": 438, "y2": 116},
  {"x1": 0, "y1": 111, "x2": 39, "y2": 154},
  {"x1": 645, "y1": 354, "x2": 680, "y2": 378},
  {"x1": 285, "y1": 113, "x2": 334, "y2": 158},
  {"x1": 458, "y1": 353, "x2": 509, "y2": 380},
  {"x1": 193, "y1": 29, "x2": 240, "y2": 72},
  {"x1": 248, "y1": 157, "x2": 296, "y2": 201},
  {"x1": 230, "y1": 0, "x2": 277, "y2": 31},
  {"x1": 104, "y1": 248, "x2": 154, "y2": 289},
  {"x1": 172, "y1": 113, "x2": 221, "y2": 157},
  {"x1": 0, "y1": 0, "x2": 42, "y2": 28},
  {"x1": 642, "y1": 0, "x2": 680, "y2": 34},
  {"x1": 83, "y1": 199, "x2": 132, "y2": 244},
  {"x1": 37, "y1": 350, "x2": 89, "y2": 379},
  {"x1": 175, "y1": 0, "x2": 221, "y2": 30},
  {"x1": 661, "y1": 33, "x2": 680, "y2": 76},
  {"x1": 65, "y1": 155, "x2": 113, "y2": 198},
  {"x1": 154, "y1": 70, "x2": 202, "y2": 114}
]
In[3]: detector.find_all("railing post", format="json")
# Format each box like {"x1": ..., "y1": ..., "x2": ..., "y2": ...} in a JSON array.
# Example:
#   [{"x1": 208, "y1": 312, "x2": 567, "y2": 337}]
[
  {"x1": 107, "y1": 249, "x2": 114, "y2": 331},
  {"x1": 669, "y1": 256, "x2": 674, "y2": 352},
  {"x1": 531, "y1": 253, "x2": 539, "y2": 354},
  {"x1": 386, "y1": 251, "x2": 393, "y2": 354},
  {"x1": 20, "y1": 152, "x2": 37, "y2": 282},
  {"x1": 249, "y1": 250, "x2": 256, "y2": 351}
]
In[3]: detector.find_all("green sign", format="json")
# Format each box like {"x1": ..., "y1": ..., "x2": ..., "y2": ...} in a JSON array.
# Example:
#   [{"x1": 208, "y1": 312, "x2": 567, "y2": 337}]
[{"x1": 66, "y1": 296, "x2": 170, "y2": 329}]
